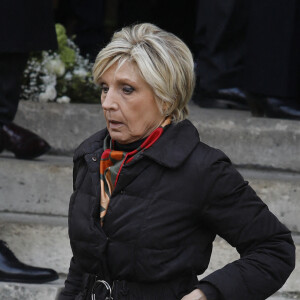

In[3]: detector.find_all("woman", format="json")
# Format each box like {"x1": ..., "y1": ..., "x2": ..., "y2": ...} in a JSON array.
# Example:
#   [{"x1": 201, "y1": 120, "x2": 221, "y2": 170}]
[{"x1": 59, "y1": 23, "x2": 295, "y2": 300}]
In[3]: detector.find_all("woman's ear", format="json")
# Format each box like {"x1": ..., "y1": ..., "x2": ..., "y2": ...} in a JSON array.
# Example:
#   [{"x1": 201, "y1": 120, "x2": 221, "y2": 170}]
[{"x1": 161, "y1": 100, "x2": 171, "y2": 116}]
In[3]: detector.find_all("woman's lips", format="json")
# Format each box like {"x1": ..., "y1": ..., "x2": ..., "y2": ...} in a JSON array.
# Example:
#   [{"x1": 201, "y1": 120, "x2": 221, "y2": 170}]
[{"x1": 109, "y1": 120, "x2": 124, "y2": 129}]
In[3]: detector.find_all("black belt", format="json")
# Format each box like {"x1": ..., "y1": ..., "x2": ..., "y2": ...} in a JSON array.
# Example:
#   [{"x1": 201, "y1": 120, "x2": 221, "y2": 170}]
[
  {"x1": 92, "y1": 279, "x2": 114, "y2": 300},
  {"x1": 90, "y1": 274, "x2": 199, "y2": 300}
]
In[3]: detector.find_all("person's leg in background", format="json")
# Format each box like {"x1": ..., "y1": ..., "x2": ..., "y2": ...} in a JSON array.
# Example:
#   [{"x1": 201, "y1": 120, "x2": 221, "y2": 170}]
[
  {"x1": 0, "y1": 240, "x2": 58, "y2": 284},
  {"x1": 193, "y1": 0, "x2": 249, "y2": 110},
  {"x1": 0, "y1": 53, "x2": 58, "y2": 283},
  {"x1": 118, "y1": 0, "x2": 196, "y2": 50},
  {"x1": 54, "y1": 0, "x2": 105, "y2": 62},
  {"x1": 0, "y1": 53, "x2": 51, "y2": 159},
  {"x1": 0, "y1": 0, "x2": 59, "y2": 283},
  {"x1": 244, "y1": 0, "x2": 300, "y2": 120},
  {"x1": 0, "y1": 53, "x2": 27, "y2": 126}
]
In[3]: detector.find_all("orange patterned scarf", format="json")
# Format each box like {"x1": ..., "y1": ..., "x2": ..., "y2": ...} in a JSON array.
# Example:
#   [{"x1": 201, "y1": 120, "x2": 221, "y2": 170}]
[{"x1": 99, "y1": 118, "x2": 171, "y2": 225}]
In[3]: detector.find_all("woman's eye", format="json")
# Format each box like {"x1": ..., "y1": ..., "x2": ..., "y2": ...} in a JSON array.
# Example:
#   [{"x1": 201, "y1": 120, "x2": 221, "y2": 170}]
[
  {"x1": 101, "y1": 85, "x2": 109, "y2": 94},
  {"x1": 123, "y1": 86, "x2": 134, "y2": 94}
]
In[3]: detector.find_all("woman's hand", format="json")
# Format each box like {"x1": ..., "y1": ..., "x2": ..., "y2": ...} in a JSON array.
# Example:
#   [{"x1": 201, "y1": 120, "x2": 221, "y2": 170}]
[{"x1": 181, "y1": 288, "x2": 207, "y2": 300}]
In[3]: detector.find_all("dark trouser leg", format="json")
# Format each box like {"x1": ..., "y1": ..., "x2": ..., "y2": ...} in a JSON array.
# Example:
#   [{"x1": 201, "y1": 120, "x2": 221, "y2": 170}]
[
  {"x1": 0, "y1": 53, "x2": 51, "y2": 158},
  {"x1": 0, "y1": 53, "x2": 28, "y2": 125},
  {"x1": 195, "y1": 0, "x2": 247, "y2": 90},
  {"x1": 70, "y1": 0, "x2": 105, "y2": 61},
  {"x1": 244, "y1": 0, "x2": 300, "y2": 100}
]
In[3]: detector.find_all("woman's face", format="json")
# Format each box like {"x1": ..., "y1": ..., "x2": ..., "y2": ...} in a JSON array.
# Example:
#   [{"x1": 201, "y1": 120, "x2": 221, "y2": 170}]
[{"x1": 99, "y1": 61, "x2": 164, "y2": 144}]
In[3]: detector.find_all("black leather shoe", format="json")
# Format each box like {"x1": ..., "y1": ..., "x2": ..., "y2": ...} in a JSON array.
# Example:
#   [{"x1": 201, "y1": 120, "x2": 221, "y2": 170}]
[
  {"x1": 247, "y1": 94, "x2": 300, "y2": 120},
  {"x1": 193, "y1": 87, "x2": 249, "y2": 110},
  {"x1": 0, "y1": 240, "x2": 58, "y2": 283},
  {"x1": 0, "y1": 123, "x2": 51, "y2": 159}
]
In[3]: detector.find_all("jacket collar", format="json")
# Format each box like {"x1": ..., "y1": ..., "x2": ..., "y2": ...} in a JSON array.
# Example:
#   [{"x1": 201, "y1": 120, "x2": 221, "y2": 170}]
[
  {"x1": 73, "y1": 119, "x2": 200, "y2": 168},
  {"x1": 73, "y1": 128, "x2": 108, "y2": 161},
  {"x1": 142, "y1": 119, "x2": 200, "y2": 168}
]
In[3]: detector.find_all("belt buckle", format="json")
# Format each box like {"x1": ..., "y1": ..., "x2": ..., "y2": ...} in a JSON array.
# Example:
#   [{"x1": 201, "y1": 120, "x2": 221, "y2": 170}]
[{"x1": 91, "y1": 279, "x2": 114, "y2": 300}]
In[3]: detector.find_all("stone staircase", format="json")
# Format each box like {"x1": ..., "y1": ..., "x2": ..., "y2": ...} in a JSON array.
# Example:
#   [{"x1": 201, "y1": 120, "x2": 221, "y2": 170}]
[{"x1": 0, "y1": 101, "x2": 299, "y2": 300}]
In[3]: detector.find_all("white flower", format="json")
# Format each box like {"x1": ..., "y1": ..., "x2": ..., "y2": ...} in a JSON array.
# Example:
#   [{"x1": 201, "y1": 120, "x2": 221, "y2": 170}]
[
  {"x1": 41, "y1": 74, "x2": 57, "y2": 86},
  {"x1": 45, "y1": 58, "x2": 65, "y2": 77},
  {"x1": 64, "y1": 72, "x2": 72, "y2": 81},
  {"x1": 38, "y1": 85, "x2": 57, "y2": 102},
  {"x1": 38, "y1": 93, "x2": 50, "y2": 102},
  {"x1": 56, "y1": 96, "x2": 71, "y2": 103},
  {"x1": 74, "y1": 68, "x2": 88, "y2": 78}
]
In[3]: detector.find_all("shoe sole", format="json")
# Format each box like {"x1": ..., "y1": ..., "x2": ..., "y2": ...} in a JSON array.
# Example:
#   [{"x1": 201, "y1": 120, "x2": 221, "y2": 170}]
[
  {"x1": 197, "y1": 98, "x2": 249, "y2": 110},
  {"x1": 14, "y1": 145, "x2": 51, "y2": 160},
  {"x1": 0, "y1": 274, "x2": 59, "y2": 284}
]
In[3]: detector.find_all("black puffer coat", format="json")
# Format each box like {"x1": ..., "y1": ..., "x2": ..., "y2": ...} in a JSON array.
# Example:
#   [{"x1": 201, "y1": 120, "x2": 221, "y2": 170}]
[{"x1": 59, "y1": 120, "x2": 295, "y2": 300}]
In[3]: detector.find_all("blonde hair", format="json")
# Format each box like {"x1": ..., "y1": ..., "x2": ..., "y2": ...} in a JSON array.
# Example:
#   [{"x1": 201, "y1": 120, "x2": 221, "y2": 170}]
[{"x1": 93, "y1": 23, "x2": 195, "y2": 122}]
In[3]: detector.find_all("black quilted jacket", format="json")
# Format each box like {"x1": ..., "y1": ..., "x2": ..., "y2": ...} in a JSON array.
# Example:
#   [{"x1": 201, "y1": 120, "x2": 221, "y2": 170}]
[{"x1": 59, "y1": 119, "x2": 295, "y2": 300}]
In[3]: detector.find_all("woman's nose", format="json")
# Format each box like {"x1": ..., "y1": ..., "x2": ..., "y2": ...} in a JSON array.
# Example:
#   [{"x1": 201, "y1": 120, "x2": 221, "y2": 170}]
[{"x1": 101, "y1": 89, "x2": 118, "y2": 110}]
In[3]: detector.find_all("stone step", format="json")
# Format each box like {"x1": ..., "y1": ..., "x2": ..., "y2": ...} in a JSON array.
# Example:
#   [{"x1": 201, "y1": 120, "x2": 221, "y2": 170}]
[
  {"x1": 0, "y1": 279, "x2": 64, "y2": 300},
  {"x1": 0, "y1": 213, "x2": 299, "y2": 295},
  {"x1": 1, "y1": 154, "x2": 299, "y2": 232},
  {"x1": 269, "y1": 294, "x2": 300, "y2": 300},
  {"x1": 14, "y1": 101, "x2": 300, "y2": 171},
  {"x1": 0, "y1": 214, "x2": 71, "y2": 275},
  {"x1": 0, "y1": 154, "x2": 72, "y2": 218}
]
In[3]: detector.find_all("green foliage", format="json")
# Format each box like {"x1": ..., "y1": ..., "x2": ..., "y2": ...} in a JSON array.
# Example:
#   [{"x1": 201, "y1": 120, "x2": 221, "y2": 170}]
[
  {"x1": 56, "y1": 23, "x2": 68, "y2": 49},
  {"x1": 56, "y1": 75, "x2": 101, "y2": 103},
  {"x1": 55, "y1": 23, "x2": 76, "y2": 68},
  {"x1": 21, "y1": 24, "x2": 101, "y2": 104},
  {"x1": 60, "y1": 47, "x2": 76, "y2": 69}
]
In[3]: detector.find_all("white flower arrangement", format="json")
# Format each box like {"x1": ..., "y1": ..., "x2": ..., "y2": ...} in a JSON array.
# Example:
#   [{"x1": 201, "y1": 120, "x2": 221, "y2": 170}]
[{"x1": 21, "y1": 24, "x2": 101, "y2": 104}]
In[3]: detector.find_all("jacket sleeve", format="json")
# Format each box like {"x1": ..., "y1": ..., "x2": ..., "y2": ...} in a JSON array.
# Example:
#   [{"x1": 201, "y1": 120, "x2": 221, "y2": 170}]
[
  {"x1": 58, "y1": 159, "x2": 87, "y2": 300},
  {"x1": 197, "y1": 151, "x2": 295, "y2": 300},
  {"x1": 58, "y1": 257, "x2": 86, "y2": 300}
]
